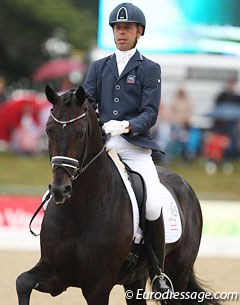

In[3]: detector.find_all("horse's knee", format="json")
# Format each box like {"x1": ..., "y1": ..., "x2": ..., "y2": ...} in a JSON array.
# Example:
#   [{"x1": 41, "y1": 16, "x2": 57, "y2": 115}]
[{"x1": 16, "y1": 271, "x2": 36, "y2": 296}]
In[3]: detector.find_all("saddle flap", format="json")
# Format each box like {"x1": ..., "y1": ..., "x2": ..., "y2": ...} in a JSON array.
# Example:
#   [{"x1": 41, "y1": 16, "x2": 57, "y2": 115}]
[
  {"x1": 107, "y1": 148, "x2": 146, "y2": 230},
  {"x1": 123, "y1": 164, "x2": 146, "y2": 231}
]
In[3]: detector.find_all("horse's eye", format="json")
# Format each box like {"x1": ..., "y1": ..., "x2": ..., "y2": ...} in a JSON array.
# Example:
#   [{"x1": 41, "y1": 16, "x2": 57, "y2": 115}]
[
  {"x1": 74, "y1": 128, "x2": 85, "y2": 140},
  {"x1": 46, "y1": 128, "x2": 53, "y2": 135},
  {"x1": 77, "y1": 128, "x2": 86, "y2": 136}
]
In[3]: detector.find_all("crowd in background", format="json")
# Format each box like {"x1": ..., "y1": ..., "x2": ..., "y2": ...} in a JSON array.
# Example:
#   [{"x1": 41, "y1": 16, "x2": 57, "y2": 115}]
[
  {"x1": 152, "y1": 87, "x2": 200, "y2": 164},
  {"x1": 1, "y1": 74, "x2": 240, "y2": 171},
  {"x1": 152, "y1": 79, "x2": 240, "y2": 168}
]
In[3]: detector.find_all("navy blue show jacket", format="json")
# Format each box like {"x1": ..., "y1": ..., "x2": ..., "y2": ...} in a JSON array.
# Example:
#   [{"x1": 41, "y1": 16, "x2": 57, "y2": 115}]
[{"x1": 84, "y1": 50, "x2": 162, "y2": 151}]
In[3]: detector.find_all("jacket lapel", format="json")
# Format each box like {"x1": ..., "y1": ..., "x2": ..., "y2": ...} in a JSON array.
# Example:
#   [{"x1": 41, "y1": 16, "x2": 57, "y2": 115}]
[{"x1": 106, "y1": 54, "x2": 119, "y2": 79}]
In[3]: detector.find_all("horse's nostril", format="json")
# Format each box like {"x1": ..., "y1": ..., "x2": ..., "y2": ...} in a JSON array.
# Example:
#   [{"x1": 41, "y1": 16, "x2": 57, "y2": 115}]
[
  {"x1": 64, "y1": 185, "x2": 72, "y2": 197},
  {"x1": 49, "y1": 183, "x2": 72, "y2": 203}
]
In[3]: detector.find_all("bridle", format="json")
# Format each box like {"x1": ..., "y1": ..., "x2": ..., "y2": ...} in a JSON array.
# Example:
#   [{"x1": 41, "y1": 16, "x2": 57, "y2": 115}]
[
  {"x1": 50, "y1": 102, "x2": 105, "y2": 180},
  {"x1": 50, "y1": 111, "x2": 87, "y2": 129},
  {"x1": 29, "y1": 101, "x2": 105, "y2": 236}
]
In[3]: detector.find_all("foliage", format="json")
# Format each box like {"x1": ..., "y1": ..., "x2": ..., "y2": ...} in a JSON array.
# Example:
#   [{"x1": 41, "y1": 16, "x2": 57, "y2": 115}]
[{"x1": 0, "y1": 0, "x2": 98, "y2": 83}]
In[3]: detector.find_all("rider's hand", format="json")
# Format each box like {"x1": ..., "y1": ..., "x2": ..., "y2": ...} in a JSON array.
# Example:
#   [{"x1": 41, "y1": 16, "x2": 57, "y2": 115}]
[{"x1": 102, "y1": 120, "x2": 130, "y2": 136}]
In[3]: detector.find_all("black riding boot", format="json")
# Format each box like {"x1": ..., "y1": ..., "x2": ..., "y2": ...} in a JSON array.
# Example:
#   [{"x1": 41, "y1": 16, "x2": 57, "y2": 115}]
[{"x1": 146, "y1": 212, "x2": 173, "y2": 294}]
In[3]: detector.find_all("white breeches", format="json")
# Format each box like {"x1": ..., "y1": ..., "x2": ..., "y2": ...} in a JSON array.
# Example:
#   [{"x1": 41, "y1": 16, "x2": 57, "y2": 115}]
[{"x1": 105, "y1": 135, "x2": 163, "y2": 221}]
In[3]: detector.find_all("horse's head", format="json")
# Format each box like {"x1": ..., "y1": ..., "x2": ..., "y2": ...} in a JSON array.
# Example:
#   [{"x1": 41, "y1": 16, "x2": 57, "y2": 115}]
[{"x1": 45, "y1": 85, "x2": 103, "y2": 204}]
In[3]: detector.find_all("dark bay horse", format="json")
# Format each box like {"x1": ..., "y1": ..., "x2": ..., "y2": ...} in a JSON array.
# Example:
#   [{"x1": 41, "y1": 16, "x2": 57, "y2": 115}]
[{"x1": 16, "y1": 85, "x2": 221, "y2": 305}]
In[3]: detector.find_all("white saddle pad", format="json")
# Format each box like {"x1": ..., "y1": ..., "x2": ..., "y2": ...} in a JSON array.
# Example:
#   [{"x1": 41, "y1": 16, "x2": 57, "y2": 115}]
[{"x1": 107, "y1": 149, "x2": 182, "y2": 244}]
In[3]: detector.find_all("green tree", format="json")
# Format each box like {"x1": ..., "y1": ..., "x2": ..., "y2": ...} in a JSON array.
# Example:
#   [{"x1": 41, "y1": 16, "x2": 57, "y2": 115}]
[{"x1": 0, "y1": 0, "x2": 98, "y2": 84}]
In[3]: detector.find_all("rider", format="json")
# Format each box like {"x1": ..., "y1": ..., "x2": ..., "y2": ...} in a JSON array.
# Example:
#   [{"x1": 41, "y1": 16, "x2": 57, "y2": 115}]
[{"x1": 84, "y1": 3, "x2": 172, "y2": 294}]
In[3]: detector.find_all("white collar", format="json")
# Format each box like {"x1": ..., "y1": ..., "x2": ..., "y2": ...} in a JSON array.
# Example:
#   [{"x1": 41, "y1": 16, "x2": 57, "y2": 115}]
[{"x1": 115, "y1": 48, "x2": 136, "y2": 63}]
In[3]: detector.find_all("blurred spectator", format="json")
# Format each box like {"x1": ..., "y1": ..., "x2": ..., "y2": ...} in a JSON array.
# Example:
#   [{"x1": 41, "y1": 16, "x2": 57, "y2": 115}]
[
  {"x1": 152, "y1": 87, "x2": 202, "y2": 163},
  {"x1": 212, "y1": 78, "x2": 240, "y2": 158},
  {"x1": 152, "y1": 103, "x2": 172, "y2": 164},
  {"x1": 183, "y1": 127, "x2": 202, "y2": 161},
  {"x1": 169, "y1": 87, "x2": 201, "y2": 160},
  {"x1": 202, "y1": 131, "x2": 234, "y2": 176},
  {"x1": 215, "y1": 78, "x2": 240, "y2": 105},
  {"x1": 170, "y1": 87, "x2": 192, "y2": 128},
  {"x1": 203, "y1": 132, "x2": 230, "y2": 163},
  {"x1": 0, "y1": 77, "x2": 7, "y2": 105},
  {"x1": 10, "y1": 104, "x2": 41, "y2": 155}
]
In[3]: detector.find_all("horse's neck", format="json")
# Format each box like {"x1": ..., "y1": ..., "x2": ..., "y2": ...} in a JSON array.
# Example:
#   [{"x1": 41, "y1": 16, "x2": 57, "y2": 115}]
[
  {"x1": 70, "y1": 151, "x2": 114, "y2": 213},
  {"x1": 77, "y1": 150, "x2": 111, "y2": 186}
]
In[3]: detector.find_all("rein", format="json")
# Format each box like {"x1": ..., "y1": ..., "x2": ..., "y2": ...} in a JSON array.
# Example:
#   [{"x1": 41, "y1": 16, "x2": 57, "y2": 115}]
[{"x1": 29, "y1": 192, "x2": 50, "y2": 236}]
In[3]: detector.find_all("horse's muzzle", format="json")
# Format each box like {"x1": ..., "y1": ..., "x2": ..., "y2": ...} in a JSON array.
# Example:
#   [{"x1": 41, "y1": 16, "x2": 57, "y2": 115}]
[{"x1": 48, "y1": 183, "x2": 72, "y2": 204}]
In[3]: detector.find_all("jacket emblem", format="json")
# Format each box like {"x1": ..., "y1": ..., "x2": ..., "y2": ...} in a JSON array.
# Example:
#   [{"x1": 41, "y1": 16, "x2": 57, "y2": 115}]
[{"x1": 126, "y1": 75, "x2": 136, "y2": 84}]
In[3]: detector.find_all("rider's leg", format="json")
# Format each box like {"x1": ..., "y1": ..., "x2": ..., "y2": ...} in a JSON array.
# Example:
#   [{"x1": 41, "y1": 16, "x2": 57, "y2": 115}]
[
  {"x1": 105, "y1": 136, "x2": 172, "y2": 293},
  {"x1": 146, "y1": 212, "x2": 171, "y2": 293}
]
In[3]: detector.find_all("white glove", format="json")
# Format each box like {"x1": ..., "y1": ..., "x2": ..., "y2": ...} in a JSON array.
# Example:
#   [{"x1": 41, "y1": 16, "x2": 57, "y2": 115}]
[{"x1": 103, "y1": 120, "x2": 130, "y2": 136}]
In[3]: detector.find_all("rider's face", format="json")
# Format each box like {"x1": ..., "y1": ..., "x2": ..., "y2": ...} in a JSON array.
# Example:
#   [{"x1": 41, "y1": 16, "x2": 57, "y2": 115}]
[{"x1": 113, "y1": 22, "x2": 142, "y2": 51}]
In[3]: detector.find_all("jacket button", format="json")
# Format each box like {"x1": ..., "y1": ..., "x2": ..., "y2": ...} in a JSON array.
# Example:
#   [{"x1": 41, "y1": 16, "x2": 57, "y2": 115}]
[
  {"x1": 113, "y1": 110, "x2": 118, "y2": 115},
  {"x1": 115, "y1": 85, "x2": 120, "y2": 90},
  {"x1": 114, "y1": 97, "x2": 119, "y2": 103}
]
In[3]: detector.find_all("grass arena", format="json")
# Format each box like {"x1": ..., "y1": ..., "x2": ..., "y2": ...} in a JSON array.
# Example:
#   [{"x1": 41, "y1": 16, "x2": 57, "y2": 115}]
[{"x1": 0, "y1": 198, "x2": 239, "y2": 305}]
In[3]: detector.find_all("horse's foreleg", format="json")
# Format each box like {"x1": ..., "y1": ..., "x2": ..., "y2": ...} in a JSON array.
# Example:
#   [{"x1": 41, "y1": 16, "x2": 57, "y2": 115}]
[
  {"x1": 16, "y1": 270, "x2": 38, "y2": 305},
  {"x1": 123, "y1": 277, "x2": 148, "y2": 305},
  {"x1": 16, "y1": 260, "x2": 63, "y2": 305},
  {"x1": 82, "y1": 278, "x2": 112, "y2": 305},
  {"x1": 83, "y1": 289, "x2": 111, "y2": 305}
]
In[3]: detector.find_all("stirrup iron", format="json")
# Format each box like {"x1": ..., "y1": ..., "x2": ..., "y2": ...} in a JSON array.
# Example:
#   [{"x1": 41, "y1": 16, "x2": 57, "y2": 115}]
[{"x1": 152, "y1": 272, "x2": 174, "y2": 292}]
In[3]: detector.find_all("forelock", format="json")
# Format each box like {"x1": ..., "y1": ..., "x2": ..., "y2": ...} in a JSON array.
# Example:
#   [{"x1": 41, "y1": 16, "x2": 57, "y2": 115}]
[{"x1": 62, "y1": 89, "x2": 76, "y2": 106}]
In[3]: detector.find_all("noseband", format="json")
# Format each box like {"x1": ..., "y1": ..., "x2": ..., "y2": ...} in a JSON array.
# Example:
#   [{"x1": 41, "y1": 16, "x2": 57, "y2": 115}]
[
  {"x1": 50, "y1": 102, "x2": 104, "y2": 180},
  {"x1": 51, "y1": 156, "x2": 80, "y2": 181}
]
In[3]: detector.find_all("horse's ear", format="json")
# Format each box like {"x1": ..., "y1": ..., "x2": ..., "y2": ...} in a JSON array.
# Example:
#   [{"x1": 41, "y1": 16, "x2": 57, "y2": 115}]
[
  {"x1": 75, "y1": 86, "x2": 86, "y2": 106},
  {"x1": 45, "y1": 84, "x2": 59, "y2": 105}
]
